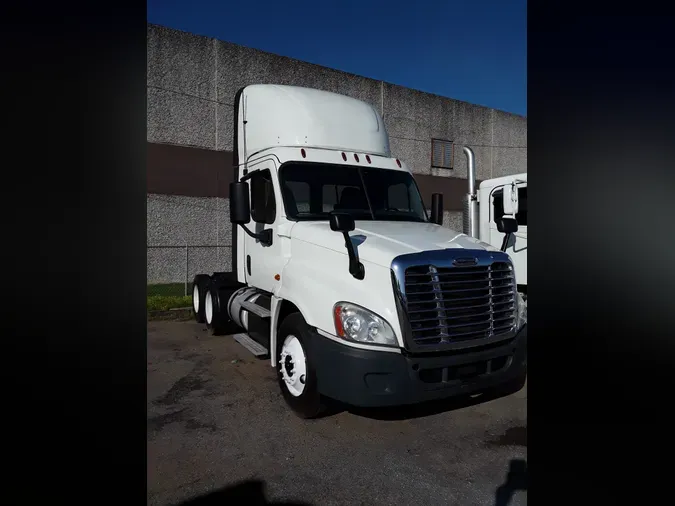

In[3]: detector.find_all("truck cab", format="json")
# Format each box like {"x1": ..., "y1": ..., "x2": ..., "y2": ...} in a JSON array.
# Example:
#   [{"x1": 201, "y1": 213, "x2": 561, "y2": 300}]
[
  {"x1": 191, "y1": 84, "x2": 527, "y2": 418},
  {"x1": 478, "y1": 174, "x2": 528, "y2": 293}
]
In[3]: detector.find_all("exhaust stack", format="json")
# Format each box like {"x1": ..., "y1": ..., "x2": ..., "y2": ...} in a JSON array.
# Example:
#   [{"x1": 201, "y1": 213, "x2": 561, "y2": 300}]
[{"x1": 462, "y1": 146, "x2": 479, "y2": 239}]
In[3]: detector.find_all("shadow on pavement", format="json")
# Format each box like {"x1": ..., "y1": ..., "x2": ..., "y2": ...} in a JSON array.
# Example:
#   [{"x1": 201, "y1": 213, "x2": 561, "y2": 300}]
[
  {"x1": 336, "y1": 388, "x2": 515, "y2": 421},
  {"x1": 487, "y1": 426, "x2": 527, "y2": 447},
  {"x1": 494, "y1": 459, "x2": 528, "y2": 506},
  {"x1": 175, "y1": 480, "x2": 312, "y2": 506}
]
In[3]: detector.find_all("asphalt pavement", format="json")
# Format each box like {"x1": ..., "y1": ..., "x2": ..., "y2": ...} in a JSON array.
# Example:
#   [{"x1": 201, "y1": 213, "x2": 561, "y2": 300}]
[{"x1": 147, "y1": 321, "x2": 527, "y2": 506}]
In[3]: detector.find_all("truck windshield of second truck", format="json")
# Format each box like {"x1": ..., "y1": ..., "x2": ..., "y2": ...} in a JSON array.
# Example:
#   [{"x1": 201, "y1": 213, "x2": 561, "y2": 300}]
[{"x1": 279, "y1": 163, "x2": 429, "y2": 223}]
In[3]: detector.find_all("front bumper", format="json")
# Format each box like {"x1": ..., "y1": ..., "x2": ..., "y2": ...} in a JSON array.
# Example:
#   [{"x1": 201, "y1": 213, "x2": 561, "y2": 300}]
[{"x1": 309, "y1": 325, "x2": 527, "y2": 408}]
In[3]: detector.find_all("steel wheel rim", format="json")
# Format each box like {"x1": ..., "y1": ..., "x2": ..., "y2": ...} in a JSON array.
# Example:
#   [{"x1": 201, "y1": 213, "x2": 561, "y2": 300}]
[
  {"x1": 205, "y1": 291, "x2": 213, "y2": 324},
  {"x1": 193, "y1": 284, "x2": 200, "y2": 313},
  {"x1": 280, "y1": 335, "x2": 307, "y2": 397}
]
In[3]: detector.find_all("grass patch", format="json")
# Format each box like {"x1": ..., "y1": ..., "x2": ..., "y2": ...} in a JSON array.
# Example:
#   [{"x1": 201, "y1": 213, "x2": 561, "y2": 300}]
[
  {"x1": 148, "y1": 283, "x2": 188, "y2": 297},
  {"x1": 147, "y1": 295, "x2": 192, "y2": 312},
  {"x1": 147, "y1": 284, "x2": 192, "y2": 316}
]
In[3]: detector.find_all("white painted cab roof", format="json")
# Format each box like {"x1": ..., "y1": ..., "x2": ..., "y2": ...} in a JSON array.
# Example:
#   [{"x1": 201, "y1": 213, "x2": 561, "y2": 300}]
[
  {"x1": 479, "y1": 172, "x2": 527, "y2": 192},
  {"x1": 240, "y1": 84, "x2": 390, "y2": 160}
]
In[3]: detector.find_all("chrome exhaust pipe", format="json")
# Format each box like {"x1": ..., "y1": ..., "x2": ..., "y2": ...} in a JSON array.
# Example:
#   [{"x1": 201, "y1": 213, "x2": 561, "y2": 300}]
[{"x1": 462, "y1": 146, "x2": 479, "y2": 239}]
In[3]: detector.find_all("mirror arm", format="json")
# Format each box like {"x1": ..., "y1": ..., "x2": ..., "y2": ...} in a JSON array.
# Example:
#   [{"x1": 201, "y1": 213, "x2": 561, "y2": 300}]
[
  {"x1": 341, "y1": 231, "x2": 365, "y2": 280},
  {"x1": 497, "y1": 215, "x2": 518, "y2": 251},
  {"x1": 239, "y1": 224, "x2": 273, "y2": 246},
  {"x1": 500, "y1": 233, "x2": 511, "y2": 252}
]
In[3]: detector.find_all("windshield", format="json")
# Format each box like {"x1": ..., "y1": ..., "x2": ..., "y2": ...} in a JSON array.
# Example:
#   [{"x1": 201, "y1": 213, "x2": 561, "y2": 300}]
[{"x1": 279, "y1": 163, "x2": 429, "y2": 223}]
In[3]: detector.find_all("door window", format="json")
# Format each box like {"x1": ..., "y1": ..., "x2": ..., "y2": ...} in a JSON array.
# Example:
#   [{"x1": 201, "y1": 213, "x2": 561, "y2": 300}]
[
  {"x1": 250, "y1": 169, "x2": 276, "y2": 225},
  {"x1": 492, "y1": 186, "x2": 527, "y2": 226}
]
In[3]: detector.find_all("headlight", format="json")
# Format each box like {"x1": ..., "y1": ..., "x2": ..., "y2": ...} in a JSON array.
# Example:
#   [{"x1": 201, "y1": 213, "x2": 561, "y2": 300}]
[
  {"x1": 333, "y1": 302, "x2": 398, "y2": 347},
  {"x1": 516, "y1": 291, "x2": 527, "y2": 328}
]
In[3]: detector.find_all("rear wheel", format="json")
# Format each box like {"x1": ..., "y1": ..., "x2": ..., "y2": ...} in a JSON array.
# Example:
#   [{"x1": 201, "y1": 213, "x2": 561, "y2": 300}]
[
  {"x1": 205, "y1": 280, "x2": 225, "y2": 335},
  {"x1": 191, "y1": 274, "x2": 210, "y2": 323},
  {"x1": 205, "y1": 279, "x2": 241, "y2": 336},
  {"x1": 277, "y1": 313, "x2": 324, "y2": 419}
]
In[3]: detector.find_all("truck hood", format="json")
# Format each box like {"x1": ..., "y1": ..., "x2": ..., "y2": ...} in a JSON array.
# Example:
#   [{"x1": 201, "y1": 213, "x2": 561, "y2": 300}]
[{"x1": 290, "y1": 221, "x2": 499, "y2": 268}]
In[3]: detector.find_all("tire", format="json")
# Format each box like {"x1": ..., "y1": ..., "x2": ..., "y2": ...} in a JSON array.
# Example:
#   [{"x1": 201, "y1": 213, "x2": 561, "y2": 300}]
[
  {"x1": 211, "y1": 272, "x2": 228, "y2": 285},
  {"x1": 205, "y1": 279, "x2": 230, "y2": 336},
  {"x1": 277, "y1": 313, "x2": 324, "y2": 419},
  {"x1": 191, "y1": 274, "x2": 211, "y2": 323}
]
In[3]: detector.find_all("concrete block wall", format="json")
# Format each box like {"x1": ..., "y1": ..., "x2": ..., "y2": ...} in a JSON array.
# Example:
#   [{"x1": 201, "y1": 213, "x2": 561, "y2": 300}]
[
  {"x1": 147, "y1": 194, "x2": 232, "y2": 284},
  {"x1": 147, "y1": 24, "x2": 526, "y2": 283}
]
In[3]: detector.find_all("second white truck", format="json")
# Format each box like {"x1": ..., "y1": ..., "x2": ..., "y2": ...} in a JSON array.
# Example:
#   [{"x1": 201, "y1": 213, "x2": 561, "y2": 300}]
[
  {"x1": 192, "y1": 84, "x2": 527, "y2": 418},
  {"x1": 460, "y1": 147, "x2": 527, "y2": 300}
]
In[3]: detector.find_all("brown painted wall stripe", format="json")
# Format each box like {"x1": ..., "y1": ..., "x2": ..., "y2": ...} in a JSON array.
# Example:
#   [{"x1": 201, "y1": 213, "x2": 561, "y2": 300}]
[
  {"x1": 147, "y1": 143, "x2": 479, "y2": 211},
  {"x1": 147, "y1": 142, "x2": 234, "y2": 198},
  {"x1": 414, "y1": 173, "x2": 481, "y2": 212}
]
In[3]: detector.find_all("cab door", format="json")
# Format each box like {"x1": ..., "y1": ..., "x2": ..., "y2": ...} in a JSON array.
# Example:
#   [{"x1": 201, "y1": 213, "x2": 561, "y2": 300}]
[
  {"x1": 244, "y1": 160, "x2": 285, "y2": 294},
  {"x1": 489, "y1": 183, "x2": 528, "y2": 286}
]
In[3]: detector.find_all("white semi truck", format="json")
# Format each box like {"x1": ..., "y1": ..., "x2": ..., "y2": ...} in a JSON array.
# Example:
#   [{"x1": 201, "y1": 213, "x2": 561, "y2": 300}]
[
  {"x1": 460, "y1": 149, "x2": 527, "y2": 300},
  {"x1": 191, "y1": 84, "x2": 527, "y2": 418}
]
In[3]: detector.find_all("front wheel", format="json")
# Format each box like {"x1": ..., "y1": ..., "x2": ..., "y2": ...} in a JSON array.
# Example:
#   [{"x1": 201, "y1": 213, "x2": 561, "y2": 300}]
[{"x1": 277, "y1": 313, "x2": 324, "y2": 419}]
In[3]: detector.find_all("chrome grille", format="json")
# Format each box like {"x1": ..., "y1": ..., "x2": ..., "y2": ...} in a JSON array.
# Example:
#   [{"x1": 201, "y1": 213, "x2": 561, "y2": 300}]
[{"x1": 403, "y1": 261, "x2": 516, "y2": 346}]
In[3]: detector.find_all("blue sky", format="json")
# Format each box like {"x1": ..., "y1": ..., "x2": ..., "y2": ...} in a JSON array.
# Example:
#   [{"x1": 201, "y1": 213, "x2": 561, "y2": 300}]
[{"x1": 147, "y1": 0, "x2": 527, "y2": 116}]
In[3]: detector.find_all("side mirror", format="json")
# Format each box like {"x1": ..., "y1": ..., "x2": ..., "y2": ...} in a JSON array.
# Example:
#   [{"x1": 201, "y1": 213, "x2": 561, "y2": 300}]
[
  {"x1": 329, "y1": 211, "x2": 363, "y2": 280},
  {"x1": 503, "y1": 182, "x2": 520, "y2": 216},
  {"x1": 430, "y1": 193, "x2": 444, "y2": 225},
  {"x1": 329, "y1": 212, "x2": 355, "y2": 232},
  {"x1": 496, "y1": 217, "x2": 518, "y2": 234},
  {"x1": 230, "y1": 182, "x2": 251, "y2": 224}
]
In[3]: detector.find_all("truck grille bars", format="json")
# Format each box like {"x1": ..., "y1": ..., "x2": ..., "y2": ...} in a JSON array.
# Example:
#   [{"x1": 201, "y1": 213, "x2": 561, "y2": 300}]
[{"x1": 391, "y1": 250, "x2": 517, "y2": 351}]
